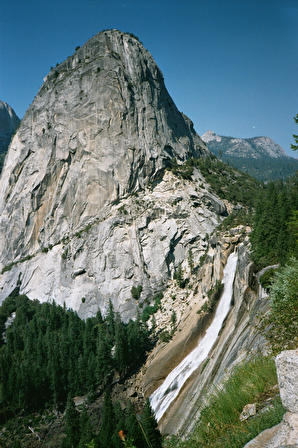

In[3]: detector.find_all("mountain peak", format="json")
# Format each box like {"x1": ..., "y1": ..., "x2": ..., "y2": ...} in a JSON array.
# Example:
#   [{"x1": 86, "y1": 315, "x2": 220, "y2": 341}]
[
  {"x1": 0, "y1": 30, "x2": 211, "y2": 319},
  {"x1": 202, "y1": 130, "x2": 298, "y2": 181},
  {"x1": 201, "y1": 130, "x2": 222, "y2": 143},
  {"x1": 0, "y1": 100, "x2": 20, "y2": 154}
]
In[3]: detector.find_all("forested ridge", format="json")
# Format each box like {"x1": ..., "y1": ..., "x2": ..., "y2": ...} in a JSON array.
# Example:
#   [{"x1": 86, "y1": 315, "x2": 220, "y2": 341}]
[
  {"x1": 250, "y1": 173, "x2": 298, "y2": 267},
  {"x1": 206, "y1": 137, "x2": 298, "y2": 182},
  {"x1": 0, "y1": 290, "x2": 160, "y2": 447}
]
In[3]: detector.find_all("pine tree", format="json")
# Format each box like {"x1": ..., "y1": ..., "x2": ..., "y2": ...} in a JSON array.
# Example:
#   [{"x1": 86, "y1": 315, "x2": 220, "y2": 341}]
[
  {"x1": 140, "y1": 400, "x2": 162, "y2": 448},
  {"x1": 98, "y1": 391, "x2": 115, "y2": 448},
  {"x1": 124, "y1": 402, "x2": 144, "y2": 447},
  {"x1": 96, "y1": 325, "x2": 113, "y2": 386},
  {"x1": 114, "y1": 314, "x2": 128, "y2": 377},
  {"x1": 78, "y1": 407, "x2": 94, "y2": 448},
  {"x1": 291, "y1": 113, "x2": 298, "y2": 151},
  {"x1": 64, "y1": 394, "x2": 80, "y2": 448},
  {"x1": 106, "y1": 300, "x2": 116, "y2": 342}
]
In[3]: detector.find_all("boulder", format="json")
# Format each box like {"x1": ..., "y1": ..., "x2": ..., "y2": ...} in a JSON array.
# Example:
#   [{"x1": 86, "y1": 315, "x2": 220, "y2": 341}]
[
  {"x1": 244, "y1": 350, "x2": 298, "y2": 447},
  {"x1": 240, "y1": 403, "x2": 257, "y2": 421},
  {"x1": 243, "y1": 412, "x2": 298, "y2": 448},
  {"x1": 276, "y1": 349, "x2": 298, "y2": 413}
]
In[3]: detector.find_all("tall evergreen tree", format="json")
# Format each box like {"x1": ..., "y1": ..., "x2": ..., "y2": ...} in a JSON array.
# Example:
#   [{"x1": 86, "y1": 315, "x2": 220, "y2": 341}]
[
  {"x1": 140, "y1": 400, "x2": 162, "y2": 448},
  {"x1": 98, "y1": 391, "x2": 115, "y2": 448},
  {"x1": 63, "y1": 394, "x2": 80, "y2": 448},
  {"x1": 78, "y1": 407, "x2": 94, "y2": 448},
  {"x1": 291, "y1": 113, "x2": 298, "y2": 151},
  {"x1": 115, "y1": 313, "x2": 128, "y2": 377}
]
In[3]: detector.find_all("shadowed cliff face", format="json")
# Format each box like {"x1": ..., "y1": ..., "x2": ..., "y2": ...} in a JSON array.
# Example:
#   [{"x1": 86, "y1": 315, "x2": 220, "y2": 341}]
[
  {"x1": 0, "y1": 100, "x2": 20, "y2": 158},
  {"x1": 0, "y1": 30, "x2": 217, "y2": 319}
]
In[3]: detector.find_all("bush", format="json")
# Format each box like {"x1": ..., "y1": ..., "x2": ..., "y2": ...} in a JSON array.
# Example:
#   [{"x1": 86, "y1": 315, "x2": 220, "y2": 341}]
[
  {"x1": 173, "y1": 264, "x2": 187, "y2": 288},
  {"x1": 131, "y1": 285, "x2": 142, "y2": 300},
  {"x1": 263, "y1": 258, "x2": 298, "y2": 354},
  {"x1": 259, "y1": 268, "x2": 276, "y2": 291},
  {"x1": 141, "y1": 293, "x2": 163, "y2": 322},
  {"x1": 207, "y1": 281, "x2": 224, "y2": 312},
  {"x1": 159, "y1": 330, "x2": 171, "y2": 343},
  {"x1": 167, "y1": 158, "x2": 194, "y2": 180}
]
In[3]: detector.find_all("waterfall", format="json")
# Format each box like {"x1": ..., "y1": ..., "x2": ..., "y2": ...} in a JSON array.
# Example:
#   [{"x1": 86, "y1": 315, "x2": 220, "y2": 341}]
[{"x1": 150, "y1": 251, "x2": 238, "y2": 422}]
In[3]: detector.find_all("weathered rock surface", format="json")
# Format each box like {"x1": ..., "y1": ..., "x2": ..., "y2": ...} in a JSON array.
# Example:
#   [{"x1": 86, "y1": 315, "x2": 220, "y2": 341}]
[
  {"x1": 243, "y1": 412, "x2": 298, "y2": 448},
  {"x1": 0, "y1": 100, "x2": 20, "y2": 157},
  {"x1": 276, "y1": 350, "x2": 298, "y2": 414},
  {"x1": 0, "y1": 29, "x2": 219, "y2": 320},
  {"x1": 240, "y1": 403, "x2": 257, "y2": 422}
]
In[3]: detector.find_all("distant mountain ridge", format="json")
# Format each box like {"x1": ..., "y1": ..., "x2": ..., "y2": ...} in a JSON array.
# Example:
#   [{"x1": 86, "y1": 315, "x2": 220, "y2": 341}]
[{"x1": 202, "y1": 130, "x2": 298, "y2": 181}]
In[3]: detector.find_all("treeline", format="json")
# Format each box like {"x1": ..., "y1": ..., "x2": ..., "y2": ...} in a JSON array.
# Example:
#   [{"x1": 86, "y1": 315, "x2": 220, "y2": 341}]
[
  {"x1": 250, "y1": 173, "x2": 298, "y2": 267},
  {"x1": 0, "y1": 290, "x2": 151, "y2": 420},
  {"x1": 167, "y1": 155, "x2": 260, "y2": 208}
]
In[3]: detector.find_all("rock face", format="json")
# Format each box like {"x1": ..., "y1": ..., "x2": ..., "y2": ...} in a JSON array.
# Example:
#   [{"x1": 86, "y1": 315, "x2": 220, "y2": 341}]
[
  {"x1": 276, "y1": 350, "x2": 298, "y2": 414},
  {"x1": 0, "y1": 100, "x2": 20, "y2": 164},
  {"x1": 243, "y1": 349, "x2": 298, "y2": 448},
  {"x1": 201, "y1": 130, "x2": 298, "y2": 181},
  {"x1": 0, "y1": 29, "x2": 219, "y2": 320}
]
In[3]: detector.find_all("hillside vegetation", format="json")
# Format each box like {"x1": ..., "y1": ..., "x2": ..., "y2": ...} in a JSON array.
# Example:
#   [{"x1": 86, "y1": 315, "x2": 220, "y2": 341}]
[
  {"x1": 165, "y1": 357, "x2": 284, "y2": 448},
  {"x1": 0, "y1": 291, "x2": 161, "y2": 448}
]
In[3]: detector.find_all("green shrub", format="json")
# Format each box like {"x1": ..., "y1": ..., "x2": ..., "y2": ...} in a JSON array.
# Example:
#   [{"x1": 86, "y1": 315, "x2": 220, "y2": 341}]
[
  {"x1": 207, "y1": 281, "x2": 224, "y2": 312},
  {"x1": 166, "y1": 158, "x2": 194, "y2": 180},
  {"x1": 259, "y1": 268, "x2": 276, "y2": 291},
  {"x1": 262, "y1": 258, "x2": 298, "y2": 353},
  {"x1": 62, "y1": 249, "x2": 68, "y2": 260},
  {"x1": 173, "y1": 264, "x2": 187, "y2": 288},
  {"x1": 141, "y1": 293, "x2": 163, "y2": 322},
  {"x1": 188, "y1": 249, "x2": 194, "y2": 274},
  {"x1": 159, "y1": 330, "x2": 171, "y2": 343},
  {"x1": 131, "y1": 285, "x2": 142, "y2": 300},
  {"x1": 199, "y1": 252, "x2": 207, "y2": 267}
]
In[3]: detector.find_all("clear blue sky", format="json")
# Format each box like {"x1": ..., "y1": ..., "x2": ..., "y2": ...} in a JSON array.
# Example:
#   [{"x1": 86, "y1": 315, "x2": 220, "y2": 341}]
[{"x1": 0, "y1": 0, "x2": 297, "y2": 156}]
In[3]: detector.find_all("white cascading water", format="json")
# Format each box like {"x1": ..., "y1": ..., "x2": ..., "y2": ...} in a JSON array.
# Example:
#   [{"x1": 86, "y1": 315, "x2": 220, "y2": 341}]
[{"x1": 150, "y1": 251, "x2": 238, "y2": 422}]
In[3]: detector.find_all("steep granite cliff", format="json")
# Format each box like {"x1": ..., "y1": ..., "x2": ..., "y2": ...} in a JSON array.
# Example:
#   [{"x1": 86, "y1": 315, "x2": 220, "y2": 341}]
[
  {"x1": 0, "y1": 30, "x2": 224, "y2": 320},
  {"x1": 0, "y1": 101, "x2": 20, "y2": 154},
  {"x1": 0, "y1": 101, "x2": 20, "y2": 172}
]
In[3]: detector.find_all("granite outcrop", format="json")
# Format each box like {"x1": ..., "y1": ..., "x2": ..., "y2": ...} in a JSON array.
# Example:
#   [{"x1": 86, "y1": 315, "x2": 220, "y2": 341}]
[{"x1": 0, "y1": 30, "x2": 221, "y2": 320}]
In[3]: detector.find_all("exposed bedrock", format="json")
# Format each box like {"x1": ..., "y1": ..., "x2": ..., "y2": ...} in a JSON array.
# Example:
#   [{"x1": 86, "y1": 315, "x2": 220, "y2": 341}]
[{"x1": 0, "y1": 30, "x2": 221, "y2": 319}]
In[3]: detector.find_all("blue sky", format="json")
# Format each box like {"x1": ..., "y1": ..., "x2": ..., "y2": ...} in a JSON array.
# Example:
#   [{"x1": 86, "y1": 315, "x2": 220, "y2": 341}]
[{"x1": 0, "y1": 0, "x2": 297, "y2": 156}]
